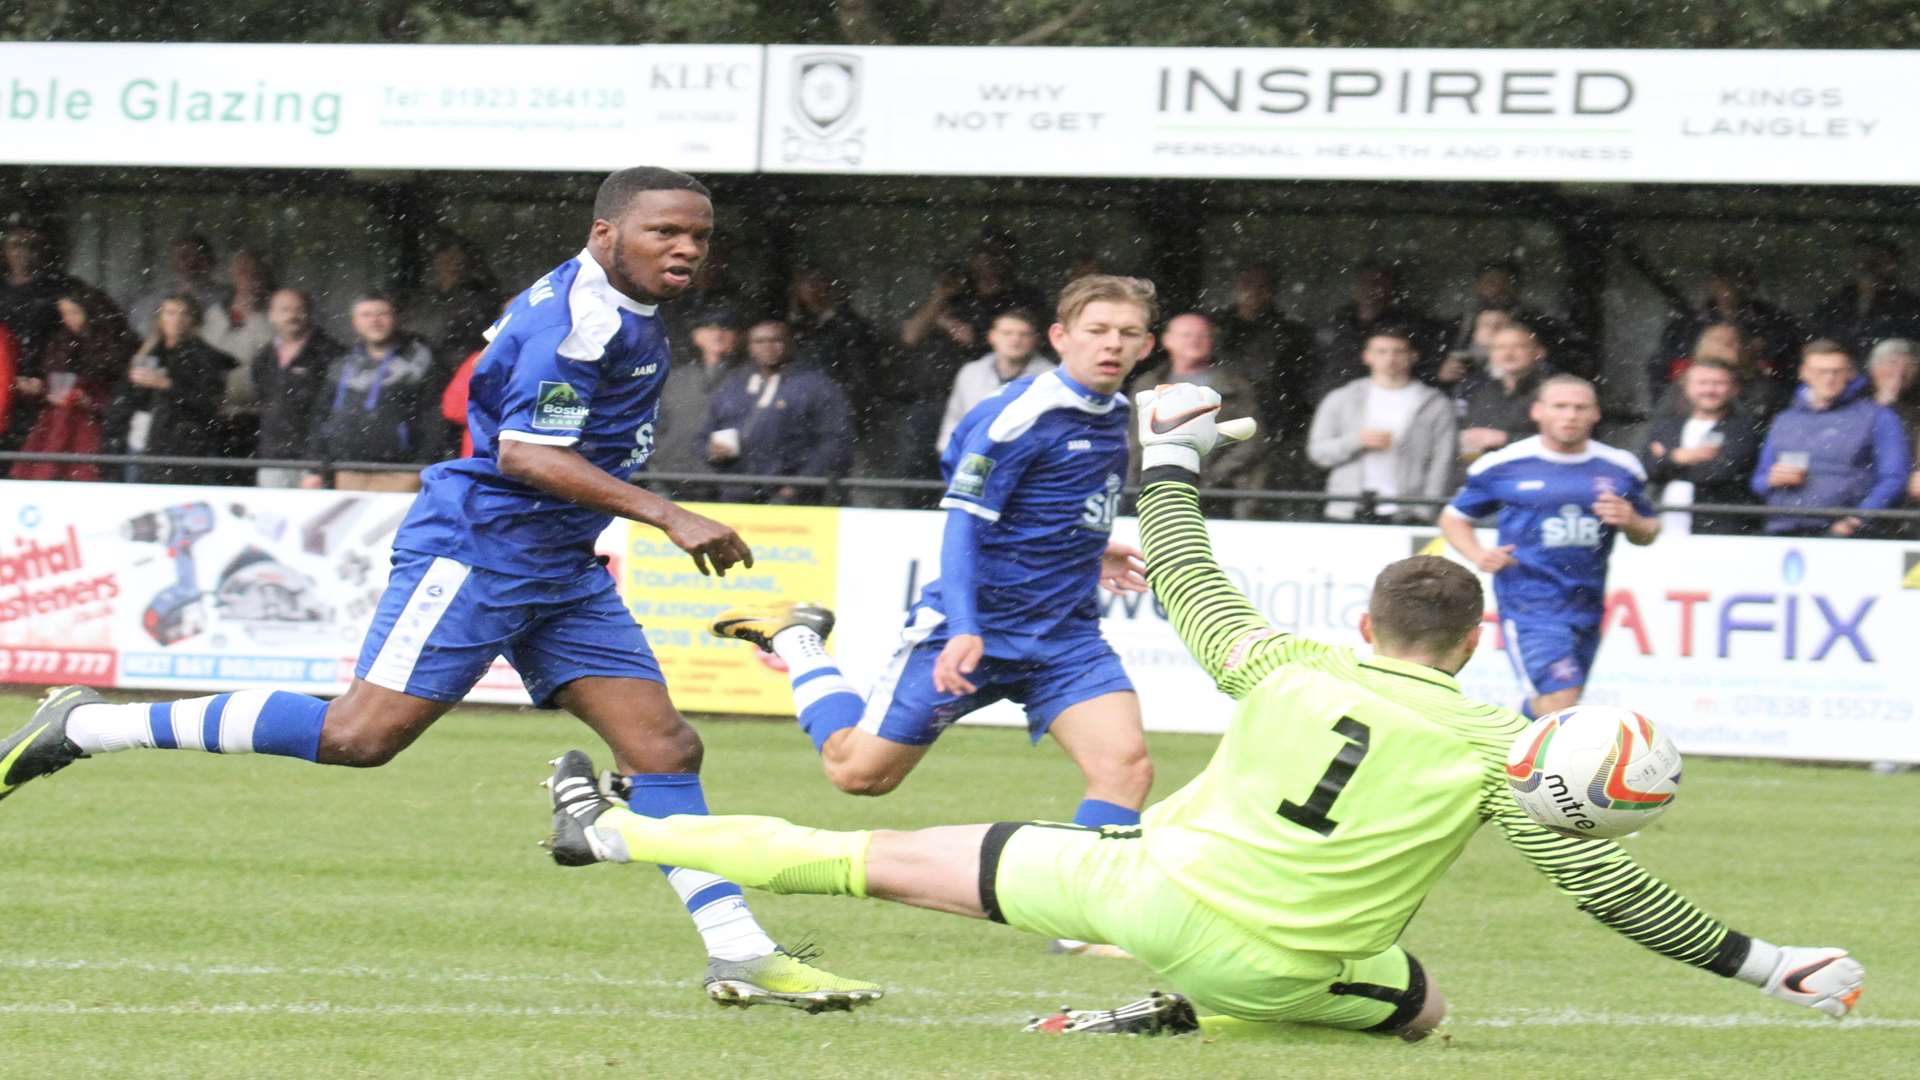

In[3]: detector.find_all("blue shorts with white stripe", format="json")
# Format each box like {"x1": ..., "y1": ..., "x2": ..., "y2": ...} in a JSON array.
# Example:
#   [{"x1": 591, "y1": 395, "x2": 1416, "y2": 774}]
[
  {"x1": 355, "y1": 549, "x2": 663, "y2": 707},
  {"x1": 858, "y1": 607, "x2": 1133, "y2": 746},
  {"x1": 1500, "y1": 617, "x2": 1601, "y2": 697}
]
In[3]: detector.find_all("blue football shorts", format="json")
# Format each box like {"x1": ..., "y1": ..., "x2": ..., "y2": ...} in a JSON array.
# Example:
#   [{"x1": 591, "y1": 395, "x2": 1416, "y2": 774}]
[
  {"x1": 1500, "y1": 617, "x2": 1601, "y2": 697},
  {"x1": 356, "y1": 549, "x2": 663, "y2": 707},
  {"x1": 857, "y1": 605, "x2": 1135, "y2": 746}
]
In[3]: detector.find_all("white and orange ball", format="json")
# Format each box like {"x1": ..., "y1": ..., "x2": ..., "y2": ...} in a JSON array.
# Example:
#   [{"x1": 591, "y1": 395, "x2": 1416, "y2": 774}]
[{"x1": 1505, "y1": 706, "x2": 1681, "y2": 840}]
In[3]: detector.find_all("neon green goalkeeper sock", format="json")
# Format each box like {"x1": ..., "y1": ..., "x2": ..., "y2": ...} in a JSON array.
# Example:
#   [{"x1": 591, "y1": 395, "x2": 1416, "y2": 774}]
[{"x1": 593, "y1": 807, "x2": 871, "y2": 898}]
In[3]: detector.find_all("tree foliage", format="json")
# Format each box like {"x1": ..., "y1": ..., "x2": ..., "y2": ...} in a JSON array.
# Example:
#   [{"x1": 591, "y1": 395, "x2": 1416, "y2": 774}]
[{"x1": 4, "y1": 0, "x2": 1918, "y2": 47}]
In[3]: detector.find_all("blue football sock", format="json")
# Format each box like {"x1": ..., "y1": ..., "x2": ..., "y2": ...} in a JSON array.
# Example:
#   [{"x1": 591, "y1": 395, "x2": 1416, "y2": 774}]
[
  {"x1": 66, "y1": 690, "x2": 325, "y2": 760},
  {"x1": 626, "y1": 773, "x2": 777, "y2": 961},
  {"x1": 1073, "y1": 798, "x2": 1141, "y2": 829},
  {"x1": 770, "y1": 628, "x2": 862, "y2": 752},
  {"x1": 794, "y1": 672, "x2": 862, "y2": 752}
]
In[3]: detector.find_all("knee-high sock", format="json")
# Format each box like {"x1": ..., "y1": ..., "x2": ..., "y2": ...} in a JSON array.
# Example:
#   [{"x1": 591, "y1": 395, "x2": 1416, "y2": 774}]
[
  {"x1": 1073, "y1": 799, "x2": 1141, "y2": 829},
  {"x1": 589, "y1": 808, "x2": 871, "y2": 900},
  {"x1": 625, "y1": 773, "x2": 781, "y2": 961},
  {"x1": 65, "y1": 692, "x2": 326, "y2": 760},
  {"x1": 771, "y1": 627, "x2": 862, "y2": 752}
]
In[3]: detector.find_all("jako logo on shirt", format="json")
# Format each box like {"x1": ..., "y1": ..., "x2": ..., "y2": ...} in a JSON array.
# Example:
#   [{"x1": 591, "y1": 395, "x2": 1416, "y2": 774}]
[
  {"x1": 1541, "y1": 503, "x2": 1602, "y2": 548},
  {"x1": 533, "y1": 381, "x2": 590, "y2": 431}
]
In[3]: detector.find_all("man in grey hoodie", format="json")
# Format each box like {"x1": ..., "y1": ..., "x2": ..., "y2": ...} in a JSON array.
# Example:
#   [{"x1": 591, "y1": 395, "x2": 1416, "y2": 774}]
[{"x1": 1307, "y1": 327, "x2": 1458, "y2": 522}]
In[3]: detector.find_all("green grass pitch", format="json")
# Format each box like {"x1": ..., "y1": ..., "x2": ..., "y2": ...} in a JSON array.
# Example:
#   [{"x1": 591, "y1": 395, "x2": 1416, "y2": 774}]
[{"x1": 0, "y1": 692, "x2": 1912, "y2": 1079}]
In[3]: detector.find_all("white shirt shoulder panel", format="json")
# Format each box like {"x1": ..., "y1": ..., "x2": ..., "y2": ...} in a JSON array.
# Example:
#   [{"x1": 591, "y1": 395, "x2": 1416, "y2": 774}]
[
  {"x1": 1465, "y1": 435, "x2": 1545, "y2": 477},
  {"x1": 983, "y1": 369, "x2": 1119, "y2": 444},
  {"x1": 557, "y1": 251, "x2": 658, "y2": 363},
  {"x1": 1588, "y1": 438, "x2": 1649, "y2": 482}
]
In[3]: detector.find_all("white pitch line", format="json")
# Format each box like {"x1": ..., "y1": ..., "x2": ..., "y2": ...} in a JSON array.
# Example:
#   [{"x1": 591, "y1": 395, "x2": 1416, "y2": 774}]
[
  {"x1": 0, "y1": 955, "x2": 1085, "y2": 1005},
  {"x1": 5, "y1": 958, "x2": 1909, "y2": 1032},
  {"x1": 0, "y1": 1002, "x2": 680, "y2": 1019},
  {"x1": 0, "y1": 956, "x2": 686, "y2": 991},
  {"x1": 1458, "y1": 1008, "x2": 1918, "y2": 1030},
  {"x1": 0, "y1": 1000, "x2": 1909, "y2": 1032},
  {"x1": 0, "y1": 1000, "x2": 1013, "y2": 1027}
]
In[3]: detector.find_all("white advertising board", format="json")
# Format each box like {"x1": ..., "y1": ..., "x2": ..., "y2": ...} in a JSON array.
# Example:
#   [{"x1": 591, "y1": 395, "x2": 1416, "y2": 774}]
[
  {"x1": 829, "y1": 508, "x2": 1920, "y2": 764},
  {"x1": 0, "y1": 43, "x2": 762, "y2": 172},
  {"x1": 0, "y1": 481, "x2": 613, "y2": 704},
  {"x1": 762, "y1": 46, "x2": 1920, "y2": 185},
  {"x1": 2, "y1": 482, "x2": 1913, "y2": 763},
  {"x1": 3, "y1": 44, "x2": 1917, "y2": 184}
]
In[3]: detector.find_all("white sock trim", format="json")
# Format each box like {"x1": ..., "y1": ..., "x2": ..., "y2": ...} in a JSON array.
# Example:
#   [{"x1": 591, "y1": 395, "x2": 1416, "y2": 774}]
[
  {"x1": 665, "y1": 867, "x2": 731, "y2": 905},
  {"x1": 218, "y1": 690, "x2": 272, "y2": 754},
  {"x1": 65, "y1": 703, "x2": 155, "y2": 754},
  {"x1": 667, "y1": 868, "x2": 776, "y2": 961},
  {"x1": 793, "y1": 673, "x2": 858, "y2": 713},
  {"x1": 772, "y1": 626, "x2": 830, "y2": 670},
  {"x1": 170, "y1": 696, "x2": 212, "y2": 752}
]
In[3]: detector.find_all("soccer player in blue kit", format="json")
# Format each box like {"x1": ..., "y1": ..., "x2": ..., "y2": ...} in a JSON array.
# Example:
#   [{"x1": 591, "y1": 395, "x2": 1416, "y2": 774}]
[
  {"x1": 0, "y1": 166, "x2": 880, "y2": 1011},
  {"x1": 1440, "y1": 374, "x2": 1661, "y2": 719},
  {"x1": 713, "y1": 277, "x2": 1161, "y2": 948}
]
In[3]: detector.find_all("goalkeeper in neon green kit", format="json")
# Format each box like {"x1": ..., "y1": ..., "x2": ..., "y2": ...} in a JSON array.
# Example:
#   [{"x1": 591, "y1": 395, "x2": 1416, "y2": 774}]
[{"x1": 537, "y1": 382, "x2": 1864, "y2": 1037}]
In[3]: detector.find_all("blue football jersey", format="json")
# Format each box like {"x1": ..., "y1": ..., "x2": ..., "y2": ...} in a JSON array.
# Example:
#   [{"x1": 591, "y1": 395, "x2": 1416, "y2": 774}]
[
  {"x1": 1446, "y1": 436, "x2": 1654, "y2": 626},
  {"x1": 920, "y1": 369, "x2": 1130, "y2": 649},
  {"x1": 394, "y1": 251, "x2": 670, "y2": 579}
]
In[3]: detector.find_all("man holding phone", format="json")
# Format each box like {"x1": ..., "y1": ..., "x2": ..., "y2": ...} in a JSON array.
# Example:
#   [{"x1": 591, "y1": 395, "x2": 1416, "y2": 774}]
[
  {"x1": 1751, "y1": 339, "x2": 1909, "y2": 538},
  {"x1": 1640, "y1": 358, "x2": 1764, "y2": 535}
]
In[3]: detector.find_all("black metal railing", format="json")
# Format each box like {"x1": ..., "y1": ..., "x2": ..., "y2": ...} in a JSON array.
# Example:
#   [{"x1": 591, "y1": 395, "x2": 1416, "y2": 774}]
[{"x1": 3, "y1": 449, "x2": 1919, "y2": 527}]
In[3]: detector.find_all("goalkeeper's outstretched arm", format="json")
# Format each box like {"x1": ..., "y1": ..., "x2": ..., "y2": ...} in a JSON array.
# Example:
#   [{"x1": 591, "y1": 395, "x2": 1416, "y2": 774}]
[
  {"x1": 1489, "y1": 795, "x2": 1864, "y2": 1017},
  {"x1": 1136, "y1": 384, "x2": 1327, "y2": 699}
]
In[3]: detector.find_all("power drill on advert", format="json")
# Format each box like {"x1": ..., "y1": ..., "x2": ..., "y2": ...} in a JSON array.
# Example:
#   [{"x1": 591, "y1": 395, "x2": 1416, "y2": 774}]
[{"x1": 121, "y1": 501, "x2": 218, "y2": 646}]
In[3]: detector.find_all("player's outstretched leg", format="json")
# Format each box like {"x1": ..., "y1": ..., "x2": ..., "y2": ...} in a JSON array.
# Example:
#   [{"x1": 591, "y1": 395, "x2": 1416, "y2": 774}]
[
  {"x1": 711, "y1": 601, "x2": 864, "y2": 753},
  {"x1": 544, "y1": 750, "x2": 883, "y2": 1012},
  {"x1": 714, "y1": 603, "x2": 945, "y2": 796},
  {"x1": 1, "y1": 684, "x2": 333, "y2": 802}
]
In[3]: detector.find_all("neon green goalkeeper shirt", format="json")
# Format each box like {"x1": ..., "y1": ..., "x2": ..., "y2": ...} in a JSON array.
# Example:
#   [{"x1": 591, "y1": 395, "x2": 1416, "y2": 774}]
[{"x1": 1135, "y1": 474, "x2": 1749, "y2": 975}]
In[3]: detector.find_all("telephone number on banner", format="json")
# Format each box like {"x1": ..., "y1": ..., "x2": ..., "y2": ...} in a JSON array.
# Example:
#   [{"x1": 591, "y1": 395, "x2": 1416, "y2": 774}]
[{"x1": 0, "y1": 647, "x2": 118, "y2": 685}]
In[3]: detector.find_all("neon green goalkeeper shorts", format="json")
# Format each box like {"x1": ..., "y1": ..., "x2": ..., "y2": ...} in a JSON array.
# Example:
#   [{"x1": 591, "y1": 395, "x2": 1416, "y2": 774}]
[{"x1": 981, "y1": 821, "x2": 1427, "y2": 1033}]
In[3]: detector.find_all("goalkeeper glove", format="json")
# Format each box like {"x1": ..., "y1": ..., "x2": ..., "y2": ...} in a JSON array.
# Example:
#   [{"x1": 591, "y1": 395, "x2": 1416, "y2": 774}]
[
  {"x1": 1739, "y1": 942, "x2": 1864, "y2": 1018},
  {"x1": 1134, "y1": 383, "x2": 1258, "y2": 474}
]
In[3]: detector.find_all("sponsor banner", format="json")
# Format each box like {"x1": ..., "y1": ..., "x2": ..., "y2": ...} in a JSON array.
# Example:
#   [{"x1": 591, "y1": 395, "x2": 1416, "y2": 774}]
[
  {"x1": 2, "y1": 42, "x2": 1914, "y2": 185},
  {"x1": 0, "y1": 481, "x2": 603, "y2": 704},
  {"x1": 623, "y1": 502, "x2": 840, "y2": 715},
  {"x1": 829, "y1": 509, "x2": 1920, "y2": 764},
  {"x1": 0, "y1": 43, "x2": 761, "y2": 172},
  {"x1": 763, "y1": 46, "x2": 1920, "y2": 185},
  {"x1": 3, "y1": 481, "x2": 1912, "y2": 763},
  {"x1": 0, "y1": 483, "x2": 406, "y2": 693},
  {"x1": 1474, "y1": 533, "x2": 1920, "y2": 765}
]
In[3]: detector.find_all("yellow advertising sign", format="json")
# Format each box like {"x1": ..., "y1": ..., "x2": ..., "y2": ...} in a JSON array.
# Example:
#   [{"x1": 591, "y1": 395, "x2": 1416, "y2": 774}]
[{"x1": 620, "y1": 503, "x2": 839, "y2": 716}]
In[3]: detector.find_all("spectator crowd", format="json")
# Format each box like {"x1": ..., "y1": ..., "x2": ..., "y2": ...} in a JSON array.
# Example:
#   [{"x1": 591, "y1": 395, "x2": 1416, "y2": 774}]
[{"x1": 4, "y1": 211, "x2": 1920, "y2": 536}]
